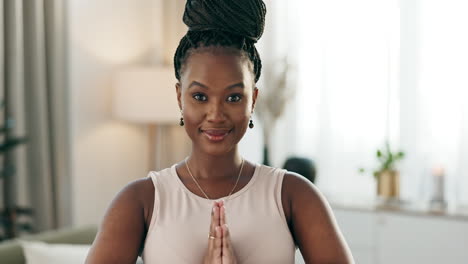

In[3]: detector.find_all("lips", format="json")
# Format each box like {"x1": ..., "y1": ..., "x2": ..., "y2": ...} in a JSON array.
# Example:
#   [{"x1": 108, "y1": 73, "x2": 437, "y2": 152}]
[{"x1": 201, "y1": 129, "x2": 232, "y2": 142}]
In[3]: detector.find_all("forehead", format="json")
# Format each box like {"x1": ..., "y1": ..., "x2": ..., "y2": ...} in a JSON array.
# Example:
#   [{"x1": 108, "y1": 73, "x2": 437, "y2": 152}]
[{"x1": 181, "y1": 51, "x2": 253, "y2": 88}]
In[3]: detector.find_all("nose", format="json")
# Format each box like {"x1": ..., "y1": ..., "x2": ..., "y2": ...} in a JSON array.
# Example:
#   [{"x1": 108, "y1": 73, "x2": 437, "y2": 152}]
[{"x1": 206, "y1": 100, "x2": 227, "y2": 123}]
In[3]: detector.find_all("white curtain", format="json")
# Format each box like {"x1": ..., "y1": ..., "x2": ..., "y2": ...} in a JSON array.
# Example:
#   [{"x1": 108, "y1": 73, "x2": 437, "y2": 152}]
[
  {"x1": 293, "y1": 0, "x2": 399, "y2": 199},
  {"x1": 1, "y1": 0, "x2": 70, "y2": 237},
  {"x1": 264, "y1": 0, "x2": 468, "y2": 206},
  {"x1": 260, "y1": 0, "x2": 399, "y2": 198},
  {"x1": 254, "y1": 0, "x2": 303, "y2": 167},
  {"x1": 400, "y1": 0, "x2": 468, "y2": 206}
]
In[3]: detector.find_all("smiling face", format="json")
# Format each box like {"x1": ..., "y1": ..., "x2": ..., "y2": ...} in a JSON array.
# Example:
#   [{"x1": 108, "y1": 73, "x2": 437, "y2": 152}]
[{"x1": 176, "y1": 48, "x2": 258, "y2": 156}]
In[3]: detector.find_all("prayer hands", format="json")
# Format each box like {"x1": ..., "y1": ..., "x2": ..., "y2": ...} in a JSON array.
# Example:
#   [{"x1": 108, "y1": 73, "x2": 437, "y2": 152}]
[{"x1": 202, "y1": 200, "x2": 238, "y2": 264}]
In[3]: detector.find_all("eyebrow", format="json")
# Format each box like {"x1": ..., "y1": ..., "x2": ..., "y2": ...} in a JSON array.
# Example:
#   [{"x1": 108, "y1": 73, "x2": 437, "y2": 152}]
[{"x1": 188, "y1": 81, "x2": 245, "y2": 90}]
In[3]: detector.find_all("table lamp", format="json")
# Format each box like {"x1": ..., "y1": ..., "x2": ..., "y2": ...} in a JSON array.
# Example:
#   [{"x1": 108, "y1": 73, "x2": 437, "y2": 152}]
[{"x1": 112, "y1": 66, "x2": 180, "y2": 171}]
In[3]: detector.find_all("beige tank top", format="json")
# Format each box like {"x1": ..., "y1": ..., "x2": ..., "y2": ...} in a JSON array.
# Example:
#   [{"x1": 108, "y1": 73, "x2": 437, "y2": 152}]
[{"x1": 141, "y1": 163, "x2": 296, "y2": 263}]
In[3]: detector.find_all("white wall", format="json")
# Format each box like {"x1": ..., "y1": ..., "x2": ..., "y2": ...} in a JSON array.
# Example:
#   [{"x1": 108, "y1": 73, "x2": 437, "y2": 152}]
[{"x1": 69, "y1": 0, "x2": 162, "y2": 226}]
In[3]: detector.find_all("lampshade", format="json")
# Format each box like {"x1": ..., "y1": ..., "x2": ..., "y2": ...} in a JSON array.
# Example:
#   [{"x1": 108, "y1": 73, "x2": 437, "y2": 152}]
[{"x1": 112, "y1": 66, "x2": 180, "y2": 124}]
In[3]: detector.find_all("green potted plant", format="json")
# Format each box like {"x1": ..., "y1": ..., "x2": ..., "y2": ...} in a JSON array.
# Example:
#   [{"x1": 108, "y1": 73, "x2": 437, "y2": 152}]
[
  {"x1": 0, "y1": 100, "x2": 32, "y2": 241},
  {"x1": 359, "y1": 141, "x2": 405, "y2": 199}
]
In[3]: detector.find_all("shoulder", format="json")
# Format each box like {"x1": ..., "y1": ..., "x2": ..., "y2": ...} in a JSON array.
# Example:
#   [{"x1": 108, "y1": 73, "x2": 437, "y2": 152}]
[
  {"x1": 277, "y1": 170, "x2": 318, "y2": 223},
  {"x1": 130, "y1": 176, "x2": 155, "y2": 212},
  {"x1": 115, "y1": 176, "x2": 155, "y2": 210},
  {"x1": 282, "y1": 171, "x2": 321, "y2": 204},
  {"x1": 105, "y1": 176, "x2": 156, "y2": 231},
  {"x1": 281, "y1": 171, "x2": 325, "y2": 220},
  {"x1": 281, "y1": 172, "x2": 354, "y2": 263},
  {"x1": 282, "y1": 171, "x2": 333, "y2": 223},
  {"x1": 86, "y1": 176, "x2": 155, "y2": 263},
  {"x1": 281, "y1": 171, "x2": 334, "y2": 231},
  {"x1": 126, "y1": 176, "x2": 154, "y2": 195},
  {"x1": 131, "y1": 168, "x2": 174, "y2": 203}
]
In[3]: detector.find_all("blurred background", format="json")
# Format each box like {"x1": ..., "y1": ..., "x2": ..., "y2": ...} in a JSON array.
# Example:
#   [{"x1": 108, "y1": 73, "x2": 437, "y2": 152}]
[{"x1": 1, "y1": 0, "x2": 468, "y2": 263}]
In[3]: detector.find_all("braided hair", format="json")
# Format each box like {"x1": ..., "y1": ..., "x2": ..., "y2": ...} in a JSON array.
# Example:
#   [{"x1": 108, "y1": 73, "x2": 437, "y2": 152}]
[{"x1": 174, "y1": 0, "x2": 267, "y2": 83}]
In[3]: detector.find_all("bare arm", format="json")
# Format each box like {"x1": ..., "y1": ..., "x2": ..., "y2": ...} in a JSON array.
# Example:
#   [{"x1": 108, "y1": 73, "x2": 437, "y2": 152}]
[
  {"x1": 284, "y1": 172, "x2": 354, "y2": 264},
  {"x1": 85, "y1": 178, "x2": 152, "y2": 264}
]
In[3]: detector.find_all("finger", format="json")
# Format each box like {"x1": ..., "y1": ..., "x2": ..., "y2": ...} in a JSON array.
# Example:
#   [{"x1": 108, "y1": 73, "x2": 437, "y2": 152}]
[
  {"x1": 205, "y1": 226, "x2": 222, "y2": 263},
  {"x1": 211, "y1": 201, "x2": 222, "y2": 219},
  {"x1": 222, "y1": 224, "x2": 229, "y2": 246},
  {"x1": 214, "y1": 202, "x2": 222, "y2": 227},
  {"x1": 208, "y1": 226, "x2": 223, "y2": 261},
  {"x1": 222, "y1": 224, "x2": 238, "y2": 263},
  {"x1": 209, "y1": 226, "x2": 223, "y2": 263},
  {"x1": 214, "y1": 226, "x2": 223, "y2": 254},
  {"x1": 222, "y1": 224, "x2": 234, "y2": 254},
  {"x1": 208, "y1": 204, "x2": 220, "y2": 250},
  {"x1": 220, "y1": 204, "x2": 227, "y2": 227}
]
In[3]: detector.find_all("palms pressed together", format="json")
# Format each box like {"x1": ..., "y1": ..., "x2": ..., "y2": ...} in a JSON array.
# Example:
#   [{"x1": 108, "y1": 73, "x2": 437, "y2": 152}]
[{"x1": 203, "y1": 200, "x2": 238, "y2": 264}]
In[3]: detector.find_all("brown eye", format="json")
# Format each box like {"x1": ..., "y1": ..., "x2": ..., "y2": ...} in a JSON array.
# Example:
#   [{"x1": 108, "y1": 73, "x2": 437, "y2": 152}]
[
  {"x1": 227, "y1": 94, "x2": 242, "y2": 102},
  {"x1": 193, "y1": 93, "x2": 207, "y2": 101}
]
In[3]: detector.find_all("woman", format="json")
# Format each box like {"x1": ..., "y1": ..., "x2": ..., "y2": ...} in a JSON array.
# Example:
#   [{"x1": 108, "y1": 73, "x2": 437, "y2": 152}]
[{"x1": 86, "y1": 0, "x2": 353, "y2": 263}]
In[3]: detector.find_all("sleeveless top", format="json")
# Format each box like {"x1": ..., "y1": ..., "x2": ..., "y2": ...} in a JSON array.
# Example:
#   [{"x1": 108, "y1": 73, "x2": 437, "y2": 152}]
[{"x1": 141, "y1": 163, "x2": 296, "y2": 264}]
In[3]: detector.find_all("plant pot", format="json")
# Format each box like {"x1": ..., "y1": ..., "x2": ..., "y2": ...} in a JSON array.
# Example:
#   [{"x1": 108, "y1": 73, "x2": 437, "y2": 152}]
[{"x1": 377, "y1": 170, "x2": 400, "y2": 199}]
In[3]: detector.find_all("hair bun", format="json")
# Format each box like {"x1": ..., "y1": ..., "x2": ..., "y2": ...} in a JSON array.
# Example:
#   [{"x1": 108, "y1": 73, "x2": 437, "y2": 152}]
[{"x1": 183, "y1": 0, "x2": 266, "y2": 43}]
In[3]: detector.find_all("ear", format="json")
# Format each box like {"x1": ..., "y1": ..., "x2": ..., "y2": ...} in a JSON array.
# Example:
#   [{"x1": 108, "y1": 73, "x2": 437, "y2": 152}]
[
  {"x1": 176, "y1": 82, "x2": 183, "y2": 111},
  {"x1": 251, "y1": 87, "x2": 259, "y2": 113}
]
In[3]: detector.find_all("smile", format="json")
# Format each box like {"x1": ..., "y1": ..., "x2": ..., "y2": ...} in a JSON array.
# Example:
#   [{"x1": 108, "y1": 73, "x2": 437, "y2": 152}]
[{"x1": 201, "y1": 129, "x2": 232, "y2": 142}]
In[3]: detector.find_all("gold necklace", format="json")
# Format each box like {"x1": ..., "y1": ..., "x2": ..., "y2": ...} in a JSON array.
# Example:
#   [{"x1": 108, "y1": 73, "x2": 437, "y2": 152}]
[{"x1": 185, "y1": 157, "x2": 245, "y2": 201}]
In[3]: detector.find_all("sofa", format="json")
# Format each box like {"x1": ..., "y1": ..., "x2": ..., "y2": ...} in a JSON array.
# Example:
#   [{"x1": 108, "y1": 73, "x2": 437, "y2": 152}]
[
  {"x1": 0, "y1": 225, "x2": 305, "y2": 264},
  {"x1": 0, "y1": 225, "x2": 98, "y2": 264}
]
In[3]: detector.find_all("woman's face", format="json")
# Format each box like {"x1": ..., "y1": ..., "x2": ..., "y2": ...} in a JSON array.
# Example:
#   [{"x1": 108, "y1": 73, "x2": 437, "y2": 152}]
[{"x1": 176, "y1": 50, "x2": 258, "y2": 156}]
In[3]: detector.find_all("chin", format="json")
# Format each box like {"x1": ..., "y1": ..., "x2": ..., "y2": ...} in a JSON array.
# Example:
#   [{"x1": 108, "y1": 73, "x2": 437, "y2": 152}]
[
  {"x1": 193, "y1": 136, "x2": 239, "y2": 156},
  {"x1": 188, "y1": 128, "x2": 245, "y2": 156},
  {"x1": 200, "y1": 143, "x2": 236, "y2": 157}
]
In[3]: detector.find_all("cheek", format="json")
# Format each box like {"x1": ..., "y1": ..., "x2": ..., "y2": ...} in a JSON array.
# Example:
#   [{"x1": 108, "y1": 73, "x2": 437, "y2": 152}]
[
  {"x1": 231, "y1": 107, "x2": 251, "y2": 129},
  {"x1": 183, "y1": 106, "x2": 203, "y2": 126},
  {"x1": 181, "y1": 94, "x2": 200, "y2": 120}
]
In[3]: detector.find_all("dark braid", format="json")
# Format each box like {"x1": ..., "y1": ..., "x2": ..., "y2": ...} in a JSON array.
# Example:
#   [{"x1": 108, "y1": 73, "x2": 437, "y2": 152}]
[{"x1": 174, "y1": 0, "x2": 266, "y2": 83}]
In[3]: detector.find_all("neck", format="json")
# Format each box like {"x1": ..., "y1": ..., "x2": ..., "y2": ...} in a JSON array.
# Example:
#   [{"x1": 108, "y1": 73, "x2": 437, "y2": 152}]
[{"x1": 186, "y1": 148, "x2": 243, "y2": 180}]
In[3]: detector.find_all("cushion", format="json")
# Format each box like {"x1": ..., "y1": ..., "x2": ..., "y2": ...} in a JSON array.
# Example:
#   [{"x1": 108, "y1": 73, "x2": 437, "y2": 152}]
[
  {"x1": 20, "y1": 241, "x2": 143, "y2": 264},
  {"x1": 20, "y1": 241, "x2": 90, "y2": 264}
]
